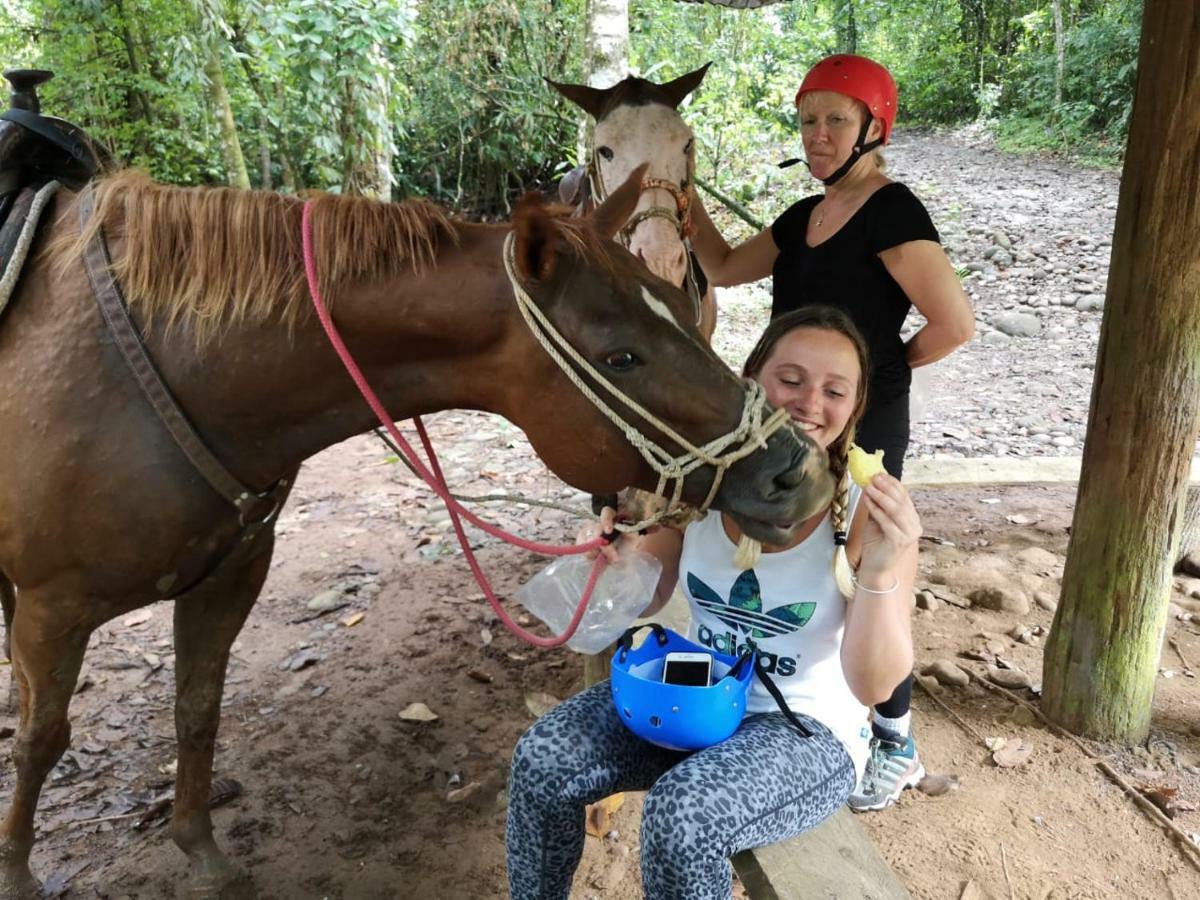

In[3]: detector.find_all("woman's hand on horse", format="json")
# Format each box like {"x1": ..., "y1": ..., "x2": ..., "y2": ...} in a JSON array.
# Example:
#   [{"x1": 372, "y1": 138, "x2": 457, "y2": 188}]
[
  {"x1": 577, "y1": 505, "x2": 624, "y2": 563},
  {"x1": 857, "y1": 474, "x2": 921, "y2": 575}
]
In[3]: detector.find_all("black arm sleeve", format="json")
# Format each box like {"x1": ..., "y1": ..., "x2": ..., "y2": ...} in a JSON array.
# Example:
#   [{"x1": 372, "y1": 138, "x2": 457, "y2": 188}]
[{"x1": 867, "y1": 183, "x2": 940, "y2": 254}]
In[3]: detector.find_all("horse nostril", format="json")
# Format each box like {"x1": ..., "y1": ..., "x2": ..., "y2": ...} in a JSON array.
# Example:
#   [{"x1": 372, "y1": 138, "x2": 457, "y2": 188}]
[
  {"x1": 637, "y1": 248, "x2": 647, "y2": 262},
  {"x1": 773, "y1": 464, "x2": 805, "y2": 493}
]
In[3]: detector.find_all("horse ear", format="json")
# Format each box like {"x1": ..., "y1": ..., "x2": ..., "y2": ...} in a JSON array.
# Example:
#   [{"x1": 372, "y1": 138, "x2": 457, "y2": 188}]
[
  {"x1": 545, "y1": 77, "x2": 611, "y2": 120},
  {"x1": 659, "y1": 62, "x2": 712, "y2": 109},
  {"x1": 592, "y1": 163, "x2": 648, "y2": 241},
  {"x1": 558, "y1": 165, "x2": 589, "y2": 207},
  {"x1": 512, "y1": 192, "x2": 560, "y2": 283}
]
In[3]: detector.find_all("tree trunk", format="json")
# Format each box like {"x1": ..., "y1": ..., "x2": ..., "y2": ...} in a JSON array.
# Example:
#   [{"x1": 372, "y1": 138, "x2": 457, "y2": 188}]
[
  {"x1": 835, "y1": 1, "x2": 858, "y2": 55},
  {"x1": 1042, "y1": 0, "x2": 1200, "y2": 742},
  {"x1": 258, "y1": 109, "x2": 272, "y2": 190},
  {"x1": 578, "y1": 0, "x2": 629, "y2": 160},
  {"x1": 112, "y1": 0, "x2": 154, "y2": 126},
  {"x1": 1176, "y1": 487, "x2": 1200, "y2": 573},
  {"x1": 229, "y1": 23, "x2": 302, "y2": 192},
  {"x1": 204, "y1": 45, "x2": 250, "y2": 190},
  {"x1": 341, "y1": 44, "x2": 393, "y2": 201},
  {"x1": 1052, "y1": 0, "x2": 1066, "y2": 111}
]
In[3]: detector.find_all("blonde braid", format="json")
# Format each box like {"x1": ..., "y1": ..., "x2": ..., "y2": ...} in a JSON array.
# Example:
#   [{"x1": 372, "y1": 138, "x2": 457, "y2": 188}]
[
  {"x1": 828, "y1": 428, "x2": 856, "y2": 599},
  {"x1": 733, "y1": 533, "x2": 761, "y2": 571}
]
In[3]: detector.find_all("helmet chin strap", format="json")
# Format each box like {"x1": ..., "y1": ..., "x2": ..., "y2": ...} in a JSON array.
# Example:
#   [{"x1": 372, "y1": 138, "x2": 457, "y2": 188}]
[{"x1": 777, "y1": 115, "x2": 883, "y2": 186}]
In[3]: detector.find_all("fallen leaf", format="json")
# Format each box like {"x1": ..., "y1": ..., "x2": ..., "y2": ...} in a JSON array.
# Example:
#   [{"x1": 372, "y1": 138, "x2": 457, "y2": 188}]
[
  {"x1": 121, "y1": 610, "x2": 153, "y2": 628},
  {"x1": 341, "y1": 612, "x2": 365, "y2": 628},
  {"x1": 1136, "y1": 783, "x2": 1179, "y2": 819},
  {"x1": 993, "y1": 741, "x2": 1034, "y2": 768},
  {"x1": 586, "y1": 793, "x2": 625, "y2": 838},
  {"x1": 524, "y1": 691, "x2": 561, "y2": 719},
  {"x1": 286, "y1": 651, "x2": 320, "y2": 673},
  {"x1": 399, "y1": 702, "x2": 438, "y2": 722},
  {"x1": 447, "y1": 781, "x2": 482, "y2": 803},
  {"x1": 209, "y1": 777, "x2": 243, "y2": 809},
  {"x1": 466, "y1": 669, "x2": 494, "y2": 684},
  {"x1": 985, "y1": 736, "x2": 1008, "y2": 752}
]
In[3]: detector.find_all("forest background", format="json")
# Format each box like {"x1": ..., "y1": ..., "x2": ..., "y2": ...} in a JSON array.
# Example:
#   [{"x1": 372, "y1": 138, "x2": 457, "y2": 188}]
[{"x1": 0, "y1": 0, "x2": 1140, "y2": 221}]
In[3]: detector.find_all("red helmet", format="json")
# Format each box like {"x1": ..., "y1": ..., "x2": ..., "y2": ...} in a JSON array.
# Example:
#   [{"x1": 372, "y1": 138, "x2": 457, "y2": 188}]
[{"x1": 795, "y1": 54, "x2": 898, "y2": 145}]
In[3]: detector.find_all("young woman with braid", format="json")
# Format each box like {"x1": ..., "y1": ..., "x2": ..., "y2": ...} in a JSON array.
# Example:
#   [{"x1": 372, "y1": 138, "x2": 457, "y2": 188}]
[
  {"x1": 505, "y1": 307, "x2": 921, "y2": 900},
  {"x1": 689, "y1": 54, "x2": 975, "y2": 812}
]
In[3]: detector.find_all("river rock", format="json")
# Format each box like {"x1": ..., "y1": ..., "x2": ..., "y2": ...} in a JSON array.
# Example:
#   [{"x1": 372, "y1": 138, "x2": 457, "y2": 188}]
[
  {"x1": 1014, "y1": 547, "x2": 1064, "y2": 573},
  {"x1": 921, "y1": 660, "x2": 971, "y2": 687},
  {"x1": 916, "y1": 590, "x2": 944, "y2": 613},
  {"x1": 987, "y1": 665, "x2": 1033, "y2": 690},
  {"x1": 991, "y1": 312, "x2": 1042, "y2": 337},
  {"x1": 1033, "y1": 590, "x2": 1059, "y2": 611},
  {"x1": 968, "y1": 586, "x2": 1031, "y2": 615}
]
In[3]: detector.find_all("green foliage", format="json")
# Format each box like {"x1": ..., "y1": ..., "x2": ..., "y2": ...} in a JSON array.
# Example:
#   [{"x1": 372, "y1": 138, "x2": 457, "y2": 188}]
[
  {"x1": 630, "y1": 0, "x2": 834, "y2": 231},
  {"x1": 390, "y1": 0, "x2": 583, "y2": 213},
  {"x1": 0, "y1": 0, "x2": 1144, "y2": 204},
  {"x1": 1001, "y1": 0, "x2": 1140, "y2": 156}
]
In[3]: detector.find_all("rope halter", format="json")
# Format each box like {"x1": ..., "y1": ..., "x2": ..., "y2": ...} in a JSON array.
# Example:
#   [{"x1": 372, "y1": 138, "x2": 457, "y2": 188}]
[
  {"x1": 503, "y1": 232, "x2": 794, "y2": 532},
  {"x1": 587, "y1": 147, "x2": 695, "y2": 244}
]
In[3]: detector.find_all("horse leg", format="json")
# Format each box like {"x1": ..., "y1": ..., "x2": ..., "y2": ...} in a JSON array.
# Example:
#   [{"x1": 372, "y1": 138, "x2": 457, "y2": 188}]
[
  {"x1": 170, "y1": 536, "x2": 274, "y2": 900},
  {"x1": 0, "y1": 576, "x2": 16, "y2": 712},
  {"x1": 0, "y1": 598, "x2": 91, "y2": 900}
]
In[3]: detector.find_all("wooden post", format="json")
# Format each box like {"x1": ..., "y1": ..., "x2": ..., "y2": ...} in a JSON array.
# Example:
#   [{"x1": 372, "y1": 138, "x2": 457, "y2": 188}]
[{"x1": 1042, "y1": 0, "x2": 1200, "y2": 741}]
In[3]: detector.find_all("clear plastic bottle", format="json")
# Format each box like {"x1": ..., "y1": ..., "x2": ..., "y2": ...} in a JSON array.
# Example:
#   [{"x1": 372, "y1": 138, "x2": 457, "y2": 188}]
[{"x1": 515, "y1": 550, "x2": 663, "y2": 654}]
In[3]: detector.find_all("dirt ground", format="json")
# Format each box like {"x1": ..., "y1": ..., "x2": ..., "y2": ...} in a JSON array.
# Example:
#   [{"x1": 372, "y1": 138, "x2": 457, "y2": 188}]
[
  {"x1": 4, "y1": 129, "x2": 1195, "y2": 900},
  {"x1": 6, "y1": 411, "x2": 1200, "y2": 900}
]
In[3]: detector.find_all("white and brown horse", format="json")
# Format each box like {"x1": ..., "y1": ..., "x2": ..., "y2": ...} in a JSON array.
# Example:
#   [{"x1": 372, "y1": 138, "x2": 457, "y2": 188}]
[{"x1": 548, "y1": 64, "x2": 718, "y2": 342}]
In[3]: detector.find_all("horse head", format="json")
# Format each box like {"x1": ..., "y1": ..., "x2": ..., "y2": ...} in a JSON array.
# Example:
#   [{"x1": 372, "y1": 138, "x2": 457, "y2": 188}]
[
  {"x1": 505, "y1": 165, "x2": 831, "y2": 544},
  {"x1": 547, "y1": 64, "x2": 710, "y2": 289}
]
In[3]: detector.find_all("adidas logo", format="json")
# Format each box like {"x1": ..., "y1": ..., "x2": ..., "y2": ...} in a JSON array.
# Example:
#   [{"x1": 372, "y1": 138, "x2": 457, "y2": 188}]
[{"x1": 687, "y1": 570, "x2": 815, "y2": 640}]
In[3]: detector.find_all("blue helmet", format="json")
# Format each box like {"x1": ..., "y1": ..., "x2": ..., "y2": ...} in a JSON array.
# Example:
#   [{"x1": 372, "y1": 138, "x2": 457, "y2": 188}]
[{"x1": 610, "y1": 624, "x2": 755, "y2": 751}]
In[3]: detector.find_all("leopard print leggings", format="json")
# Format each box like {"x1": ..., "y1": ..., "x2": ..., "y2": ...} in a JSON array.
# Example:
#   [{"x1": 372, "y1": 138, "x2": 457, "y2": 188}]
[{"x1": 505, "y1": 681, "x2": 854, "y2": 900}]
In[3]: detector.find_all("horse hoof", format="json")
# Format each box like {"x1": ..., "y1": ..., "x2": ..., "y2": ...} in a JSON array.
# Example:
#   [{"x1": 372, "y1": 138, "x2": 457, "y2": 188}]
[
  {"x1": 181, "y1": 864, "x2": 255, "y2": 900},
  {"x1": 0, "y1": 865, "x2": 39, "y2": 900}
]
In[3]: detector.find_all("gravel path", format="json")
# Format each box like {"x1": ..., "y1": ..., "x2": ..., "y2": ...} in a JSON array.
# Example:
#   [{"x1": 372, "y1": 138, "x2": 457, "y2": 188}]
[{"x1": 709, "y1": 125, "x2": 1120, "y2": 461}]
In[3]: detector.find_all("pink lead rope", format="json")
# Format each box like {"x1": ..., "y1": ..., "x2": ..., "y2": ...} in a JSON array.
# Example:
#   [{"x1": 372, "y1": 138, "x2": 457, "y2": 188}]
[{"x1": 301, "y1": 201, "x2": 608, "y2": 649}]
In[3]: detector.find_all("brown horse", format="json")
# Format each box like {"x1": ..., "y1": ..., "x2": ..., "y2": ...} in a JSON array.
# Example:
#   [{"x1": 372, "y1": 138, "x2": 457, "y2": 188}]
[
  {"x1": 0, "y1": 166, "x2": 832, "y2": 898},
  {"x1": 549, "y1": 65, "x2": 719, "y2": 342}
]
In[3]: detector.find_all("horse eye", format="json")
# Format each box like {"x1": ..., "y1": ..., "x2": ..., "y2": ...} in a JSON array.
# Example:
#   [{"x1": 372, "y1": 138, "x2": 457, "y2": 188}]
[
  {"x1": 604, "y1": 351, "x2": 640, "y2": 371},
  {"x1": 598, "y1": 146, "x2": 614, "y2": 161},
  {"x1": 684, "y1": 138, "x2": 694, "y2": 155}
]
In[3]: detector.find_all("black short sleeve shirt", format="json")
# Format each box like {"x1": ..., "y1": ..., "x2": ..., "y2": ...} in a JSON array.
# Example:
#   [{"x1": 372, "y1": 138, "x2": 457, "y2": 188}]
[{"x1": 769, "y1": 182, "x2": 939, "y2": 405}]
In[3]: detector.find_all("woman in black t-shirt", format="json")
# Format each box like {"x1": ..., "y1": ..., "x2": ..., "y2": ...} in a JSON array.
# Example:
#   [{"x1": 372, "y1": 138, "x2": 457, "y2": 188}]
[{"x1": 689, "y1": 53, "x2": 974, "y2": 814}]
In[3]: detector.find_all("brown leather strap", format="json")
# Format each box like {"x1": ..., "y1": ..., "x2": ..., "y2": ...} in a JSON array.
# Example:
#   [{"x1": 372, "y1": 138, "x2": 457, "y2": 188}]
[{"x1": 77, "y1": 183, "x2": 286, "y2": 524}]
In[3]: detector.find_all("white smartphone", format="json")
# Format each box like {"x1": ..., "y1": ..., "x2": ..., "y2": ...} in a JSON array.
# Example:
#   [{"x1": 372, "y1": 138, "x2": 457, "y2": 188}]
[{"x1": 662, "y1": 651, "x2": 713, "y2": 687}]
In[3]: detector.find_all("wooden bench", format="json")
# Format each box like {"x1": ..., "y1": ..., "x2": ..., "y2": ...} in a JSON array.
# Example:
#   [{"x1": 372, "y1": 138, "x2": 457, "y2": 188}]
[{"x1": 732, "y1": 808, "x2": 912, "y2": 899}]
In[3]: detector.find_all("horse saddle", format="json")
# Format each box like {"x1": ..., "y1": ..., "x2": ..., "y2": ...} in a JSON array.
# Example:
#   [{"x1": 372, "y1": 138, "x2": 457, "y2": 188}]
[
  {"x1": 0, "y1": 69, "x2": 108, "y2": 197},
  {"x1": 0, "y1": 68, "x2": 108, "y2": 316}
]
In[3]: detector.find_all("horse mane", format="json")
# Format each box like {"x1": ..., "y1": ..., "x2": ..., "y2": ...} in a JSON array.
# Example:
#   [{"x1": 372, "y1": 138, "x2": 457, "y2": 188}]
[{"x1": 48, "y1": 169, "x2": 461, "y2": 343}]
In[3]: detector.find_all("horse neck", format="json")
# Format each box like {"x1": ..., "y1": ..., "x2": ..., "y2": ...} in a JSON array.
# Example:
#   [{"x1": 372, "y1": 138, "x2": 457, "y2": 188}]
[{"x1": 167, "y1": 224, "x2": 518, "y2": 486}]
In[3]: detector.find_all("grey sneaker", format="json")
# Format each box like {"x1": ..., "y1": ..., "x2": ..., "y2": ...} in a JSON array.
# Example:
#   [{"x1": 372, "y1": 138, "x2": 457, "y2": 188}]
[{"x1": 848, "y1": 732, "x2": 925, "y2": 812}]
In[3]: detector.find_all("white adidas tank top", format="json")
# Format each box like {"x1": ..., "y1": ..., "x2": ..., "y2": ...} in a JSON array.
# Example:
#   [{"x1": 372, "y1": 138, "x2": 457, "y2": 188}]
[{"x1": 679, "y1": 490, "x2": 871, "y2": 779}]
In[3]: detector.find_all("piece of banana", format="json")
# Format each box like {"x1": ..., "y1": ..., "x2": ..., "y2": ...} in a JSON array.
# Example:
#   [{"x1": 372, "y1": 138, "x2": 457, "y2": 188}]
[{"x1": 847, "y1": 444, "x2": 886, "y2": 488}]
